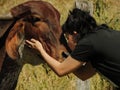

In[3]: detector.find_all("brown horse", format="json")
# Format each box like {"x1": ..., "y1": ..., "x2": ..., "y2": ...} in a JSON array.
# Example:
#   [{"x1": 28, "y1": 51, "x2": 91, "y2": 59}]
[
  {"x1": 0, "y1": 1, "x2": 67, "y2": 90},
  {"x1": 6, "y1": 0, "x2": 63, "y2": 60}
]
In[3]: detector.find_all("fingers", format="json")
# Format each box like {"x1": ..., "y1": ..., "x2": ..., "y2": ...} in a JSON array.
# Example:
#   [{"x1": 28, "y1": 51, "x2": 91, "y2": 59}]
[
  {"x1": 25, "y1": 38, "x2": 39, "y2": 48},
  {"x1": 26, "y1": 39, "x2": 37, "y2": 44},
  {"x1": 26, "y1": 40, "x2": 33, "y2": 45},
  {"x1": 25, "y1": 40, "x2": 33, "y2": 48},
  {"x1": 30, "y1": 38, "x2": 37, "y2": 42},
  {"x1": 25, "y1": 38, "x2": 43, "y2": 52}
]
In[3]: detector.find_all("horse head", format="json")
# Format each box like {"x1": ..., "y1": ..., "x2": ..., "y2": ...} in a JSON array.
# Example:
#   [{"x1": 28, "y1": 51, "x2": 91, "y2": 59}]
[{"x1": 5, "y1": 1, "x2": 64, "y2": 61}]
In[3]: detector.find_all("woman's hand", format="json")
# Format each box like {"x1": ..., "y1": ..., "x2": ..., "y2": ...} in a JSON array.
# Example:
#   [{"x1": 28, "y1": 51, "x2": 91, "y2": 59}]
[{"x1": 26, "y1": 39, "x2": 43, "y2": 52}]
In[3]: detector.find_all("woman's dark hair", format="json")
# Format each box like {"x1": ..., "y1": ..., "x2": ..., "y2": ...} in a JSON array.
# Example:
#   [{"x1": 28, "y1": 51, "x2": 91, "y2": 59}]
[
  {"x1": 60, "y1": 8, "x2": 109, "y2": 53},
  {"x1": 62, "y1": 8, "x2": 97, "y2": 38}
]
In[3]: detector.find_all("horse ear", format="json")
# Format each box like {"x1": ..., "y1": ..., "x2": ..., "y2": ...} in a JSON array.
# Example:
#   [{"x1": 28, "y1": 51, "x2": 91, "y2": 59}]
[
  {"x1": 10, "y1": 4, "x2": 31, "y2": 19},
  {"x1": 5, "y1": 21, "x2": 25, "y2": 60}
]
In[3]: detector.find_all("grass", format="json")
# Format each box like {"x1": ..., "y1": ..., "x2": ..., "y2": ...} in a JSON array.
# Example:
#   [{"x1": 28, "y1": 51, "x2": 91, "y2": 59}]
[{"x1": 0, "y1": 0, "x2": 120, "y2": 90}]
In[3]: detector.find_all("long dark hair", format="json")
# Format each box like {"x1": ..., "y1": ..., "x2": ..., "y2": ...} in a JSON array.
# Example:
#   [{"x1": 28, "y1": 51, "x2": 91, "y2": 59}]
[
  {"x1": 60, "y1": 8, "x2": 109, "y2": 53},
  {"x1": 62, "y1": 8, "x2": 97, "y2": 38}
]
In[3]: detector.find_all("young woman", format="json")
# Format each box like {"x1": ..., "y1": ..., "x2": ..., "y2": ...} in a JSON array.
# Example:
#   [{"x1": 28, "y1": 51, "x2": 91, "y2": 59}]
[{"x1": 26, "y1": 8, "x2": 120, "y2": 89}]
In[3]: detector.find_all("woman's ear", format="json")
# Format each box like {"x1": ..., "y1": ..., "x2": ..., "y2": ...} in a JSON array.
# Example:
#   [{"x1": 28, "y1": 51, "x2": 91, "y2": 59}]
[{"x1": 73, "y1": 31, "x2": 78, "y2": 35}]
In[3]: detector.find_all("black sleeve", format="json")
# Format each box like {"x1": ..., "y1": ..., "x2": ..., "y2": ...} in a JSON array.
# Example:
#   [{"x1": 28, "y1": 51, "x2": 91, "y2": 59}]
[{"x1": 71, "y1": 38, "x2": 94, "y2": 62}]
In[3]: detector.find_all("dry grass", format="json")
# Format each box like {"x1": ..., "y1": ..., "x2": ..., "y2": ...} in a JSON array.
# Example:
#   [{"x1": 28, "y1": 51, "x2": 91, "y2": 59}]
[
  {"x1": 90, "y1": 0, "x2": 120, "y2": 89},
  {"x1": 15, "y1": 47, "x2": 76, "y2": 90},
  {"x1": 92, "y1": 0, "x2": 120, "y2": 30},
  {"x1": 0, "y1": 0, "x2": 120, "y2": 90}
]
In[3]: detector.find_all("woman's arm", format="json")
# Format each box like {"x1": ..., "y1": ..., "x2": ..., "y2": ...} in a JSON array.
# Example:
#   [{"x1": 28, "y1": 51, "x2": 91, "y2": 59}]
[{"x1": 26, "y1": 39, "x2": 85, "y2": 76}]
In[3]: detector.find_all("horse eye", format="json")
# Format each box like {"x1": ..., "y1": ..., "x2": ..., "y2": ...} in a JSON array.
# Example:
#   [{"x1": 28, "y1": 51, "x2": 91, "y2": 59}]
[
  {"x1": 33, "y1": 17, "x2": 41, "y2": 22},
  {"x1": 22, "y1": 16, "x2": 41, "y2": 23}
]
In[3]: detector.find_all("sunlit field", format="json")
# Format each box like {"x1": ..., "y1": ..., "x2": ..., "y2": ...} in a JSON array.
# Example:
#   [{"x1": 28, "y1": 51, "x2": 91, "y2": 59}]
[{"x1": 0, "y1": 0, "x2": 120, "y2": 90}]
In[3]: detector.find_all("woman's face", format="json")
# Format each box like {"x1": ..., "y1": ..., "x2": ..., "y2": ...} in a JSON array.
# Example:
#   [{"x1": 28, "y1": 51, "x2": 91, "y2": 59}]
[{"x1": 64, "y1": 31, "x2": 78, "y2": 51}]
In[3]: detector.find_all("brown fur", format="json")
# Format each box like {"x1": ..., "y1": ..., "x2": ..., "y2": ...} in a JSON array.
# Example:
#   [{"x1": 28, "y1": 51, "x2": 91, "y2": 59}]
[{"x1": 5, "y1": 1, "x2": 65, "y2": 60}]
